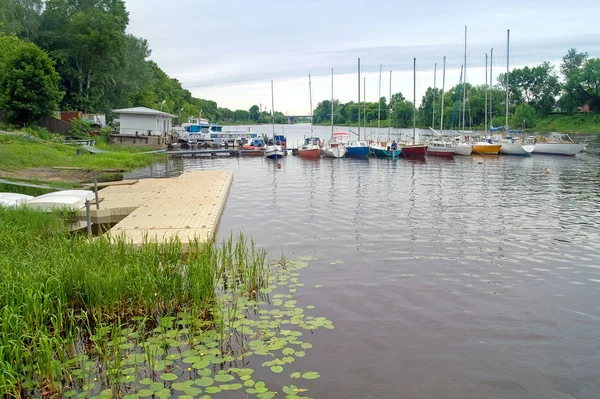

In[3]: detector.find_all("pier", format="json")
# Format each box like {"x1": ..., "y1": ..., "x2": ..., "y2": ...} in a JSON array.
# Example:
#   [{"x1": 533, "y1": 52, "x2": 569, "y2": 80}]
[{"x1": 85, "y1": 170, "x2": 232, "y2": 249}]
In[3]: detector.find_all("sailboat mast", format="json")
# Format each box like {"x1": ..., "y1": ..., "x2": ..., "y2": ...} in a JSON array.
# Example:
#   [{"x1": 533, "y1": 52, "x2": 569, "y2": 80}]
[
  {"x1": 462, "y1": 26, "x2": 467, "y2": 131},
  {"x1": 364, "y1": 77, "x2": 366, "y2": 133},
  {"x1": 413, "y1": 57, "x2": 416, "y2": 145},
  {"x1": 506, "y1": 29, "x2": 510, "y2": 129},
  {"x1": 378, "y1": 63, "x2": 382, "y2": 130},
  {"x1": 331, "y1": 68, "x2": 334, "y2": 139},
  {"x1": 440, "y1": 56, "x2": 446, "y2": 130},
  {"x1": 485, "y1": 53, "x2": 488, "y2": 135},
  {"x1": 432, "y1": 63, "x2": 436, "y2": 128},
  {"x1": 271, "y1": 80, "x2": 275, "y2": 138},
  {"x1": 490, "y1": 48, "x2": 493, "y2": 127},
  {"x1": 309, "y1": 73, "x2": 313, "y2": 137},
  {"x1": 358, "y1": 58, "x2": 361, "y2": 141},
  {"x1": 388, "y1": 70, "x2": 392, "y2": 140}
]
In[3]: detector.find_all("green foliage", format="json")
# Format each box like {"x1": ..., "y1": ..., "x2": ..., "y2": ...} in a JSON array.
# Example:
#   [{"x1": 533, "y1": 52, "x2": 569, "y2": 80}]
[
  {"x1": 579, "y1": 58, "x2": 600, "y2": 112},
  {"x1": 69, "y1": 117, "x2": 92, "y2": 139},
  {"x1": 560, "y1": 48, "x2": 588, "y2": 113},
  {"x1": 249, "y1": 105, "x2": 260, "y2": 122},
  {"x1": 511, "y1": 103, "x2": 537, "y2": 128},
  {"x1": 0, "y1": 39, "x2": 63, "y2": 125}
]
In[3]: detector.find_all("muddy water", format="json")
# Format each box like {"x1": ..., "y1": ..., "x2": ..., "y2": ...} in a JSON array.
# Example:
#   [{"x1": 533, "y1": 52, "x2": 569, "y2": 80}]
[{"x1": 128, "y1": 150, "x2": 600, "y2": 398}]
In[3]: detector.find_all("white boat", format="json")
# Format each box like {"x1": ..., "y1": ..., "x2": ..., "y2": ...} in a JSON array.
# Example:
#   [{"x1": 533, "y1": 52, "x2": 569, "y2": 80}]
[
  {"x1": 496, "y1": 30, "x2": 535, "y2": 156},
  {"x1": 0, "y1": 193, "x2": 34, "y2": 207},
  {"x1": 40, "y1": 190, "x2": 95, "y2": 201},
  {"x1": 26, "y1": 196, "x2": 88, "y2": 211},
  {"x1": 322, "y1": 69, "x2": 347, "y2": 159},
  {"x1": 265, "y1": 81, "x2": 286, "y2": 160},
  {"x1": 533, "y1": 134, "x2": 586, "y2": 156},
  {"x1": 455, "y1": 142, "x2": 473, "y2": 156}
]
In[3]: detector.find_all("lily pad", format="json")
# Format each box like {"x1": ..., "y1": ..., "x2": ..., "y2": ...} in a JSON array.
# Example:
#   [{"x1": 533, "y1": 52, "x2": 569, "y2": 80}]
[
  {"x1": 195, "y1": 377, "x2": 214, "y2": 387},
  {"x1": 302, "y1": 371, "x2": 320, "y2": 380},
  {"x1": 184, "y1": 387, "x2": 202, "y2": 396},
  {"x1": 221, "y1": 383, "x2": 243, "y2": 390},
  {"x1": 136, "y1": 389, "x2": 154, "y2": 398},
  {"x1": 214, "y1": 374, "x2": 234, "y2": 383},
  {"x1": 271, "y1": 365, "x2": 284, "y2": 373},
  {"x1": 205, "y1": 386, "x2": 222, "y2": 394},
  {"x1": 290, "y1": 372, "x2": 301, "y2": 379},
  {"x1": 160, "y1": 373, "x2": 178, "y2": 381},
  {"x1": 282, "y1": 348, "x2": 295, "y2": 355},
  {"x1": 139, "y1": 378, "x2": 153, "y2": 385}
]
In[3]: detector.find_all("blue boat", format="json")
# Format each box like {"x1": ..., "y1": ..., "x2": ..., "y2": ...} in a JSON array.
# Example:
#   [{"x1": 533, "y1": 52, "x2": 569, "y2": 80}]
[
  {"x1": 346, "y1": 141, "x2": 370, "y2": 158},
  {"x1": 490, "y1": 124, "x2": 505, "y2": 132}
]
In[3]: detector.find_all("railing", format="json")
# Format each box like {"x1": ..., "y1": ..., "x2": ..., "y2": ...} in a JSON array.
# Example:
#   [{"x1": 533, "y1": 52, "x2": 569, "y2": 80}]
[{"x1": 117, "y1": 128, "x2": 170, "y2": 137}]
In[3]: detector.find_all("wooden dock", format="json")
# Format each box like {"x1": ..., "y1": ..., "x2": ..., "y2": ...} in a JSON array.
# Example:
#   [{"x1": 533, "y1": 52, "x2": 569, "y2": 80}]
[
  {"x1": 86, "y1": 171, "x2": 232, "y2": 249},
  {"x1": 167, "y1": 149, "x2": 265, "y2": 157}
]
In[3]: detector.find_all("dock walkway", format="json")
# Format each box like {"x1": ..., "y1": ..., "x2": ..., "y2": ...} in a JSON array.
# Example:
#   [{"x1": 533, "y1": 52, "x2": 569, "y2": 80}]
[{"x1": 87, "y1": 170, "x2": 232, "y2": 248}]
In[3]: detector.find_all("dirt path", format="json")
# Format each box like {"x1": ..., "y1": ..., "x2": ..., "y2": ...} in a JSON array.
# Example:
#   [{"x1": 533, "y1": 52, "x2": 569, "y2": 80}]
[{"x1": 0, "y1": 167, "x2": 103, "y2": 184}]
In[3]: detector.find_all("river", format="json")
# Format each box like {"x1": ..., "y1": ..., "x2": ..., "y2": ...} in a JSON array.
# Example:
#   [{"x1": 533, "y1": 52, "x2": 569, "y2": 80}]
[{"x1": 127, "y1": 126, "x2": 600, "y2": 399}]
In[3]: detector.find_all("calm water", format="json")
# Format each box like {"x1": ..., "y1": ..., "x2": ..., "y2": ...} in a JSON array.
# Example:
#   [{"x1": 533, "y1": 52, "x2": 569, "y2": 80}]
[{"x1": 128, "y1": 135, "x2": 600, "y2": 398}]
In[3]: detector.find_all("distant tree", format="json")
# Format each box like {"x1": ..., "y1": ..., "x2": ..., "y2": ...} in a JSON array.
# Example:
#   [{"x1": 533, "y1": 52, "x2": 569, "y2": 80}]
[
  {"x1": 392, "y1": 99, "x2": 414, "y2": 128},
  {"x1": 0, "y1": 41, "x2": 63, "y2": 125},
  {"x1": 0, "y1": 0, "x2": 21, "y2": 35},
  {"x1": 579, "y1": 58, "x2": 600, "y2": 112},
  {"x1": 511, "y1": 103, "x2": 537, "y2": 129},
  {"x1": 249, "y1": 105, "x2": 259, "y2": 122}
]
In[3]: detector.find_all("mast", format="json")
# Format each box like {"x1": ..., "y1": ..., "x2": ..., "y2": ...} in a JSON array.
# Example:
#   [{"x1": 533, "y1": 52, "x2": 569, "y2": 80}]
[
  {"x1": 309, "y1": 73, "x2": 313, "y2": 137},
  {"x1": 363, "y1": 77, "x2": 366, "y2": 133},
  {"x1": 432, "y1": 63, "x2": 437, "y2": 128},
  {"x1": 413, "y1": 57, "x2": 416, "y2": 145},
  {"x1": 506, "y1": 29, "x2": 510, "y2": 129},
  {"x1": 331, "y1": 68, "x2": 334, "y2": 139},
  {"x1": 388, "y1": 70, "x2": 392, "y2": 140},
  {"x1": 271, "y1": 80, "x2": 275, "y2": 138},
  {"x1": 490, "y1": 48, "x2": 493, "y2": 127},
  {"x1": 378, "y1": 63, "x2": 382, "y2": 130},
  {"x1": 440, "y1": 56, "x2": 446, "y2": 130},
  {"x1": 358, "y1": 58, "x2": 361, "y2": 141},
  {"x1": 485, "y1": 53, "x2": 488, "y2": 135},
  {"x1": 462, "y1": 26, "x2": 467, "y2": 131}
]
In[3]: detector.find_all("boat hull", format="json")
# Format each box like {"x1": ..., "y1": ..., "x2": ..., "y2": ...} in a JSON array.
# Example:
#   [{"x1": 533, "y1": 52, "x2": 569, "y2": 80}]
[
  {"x1": 532, "y1": 143, "x2": 585, "y2": 156},
  {"x1": 402, "y1": 145, "x2": 428, "y2": 157},
  {"x1": 322, "y1": 147, "x2": 346, "y2": 158},
  {"x1": 265, "y1": 145, "x2": 284, "y2": 159},
  {"x1": 455, "y1": 143, "x2": 473, "y2": 156},
  {"x1": 472, "y1": 143, "x2": 501, "y2": 155},
  {"x1": 427, "y1": 147, "x2": 455, "y2": 157},
  {"x1": 372, "y1": 147, "x2": 401, "y2": 158},
  {"x1": 500, "y1": 143, "x2": 534, "y2": 155},
  {"x1": 346, "y1": 146, "x2": 370, "y2": 158},
  {"x1": 298, "y1": 148, "x2": 321, "y2": 159}
]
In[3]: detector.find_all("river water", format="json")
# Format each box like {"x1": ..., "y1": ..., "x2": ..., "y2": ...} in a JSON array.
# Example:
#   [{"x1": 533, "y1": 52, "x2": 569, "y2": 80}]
[{"x1": 127, "y1": 126, "x2": 600, "y2": 399}]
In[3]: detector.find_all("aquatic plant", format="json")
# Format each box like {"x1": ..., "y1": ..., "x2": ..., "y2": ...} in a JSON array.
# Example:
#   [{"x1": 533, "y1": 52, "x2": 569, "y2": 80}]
[{"x1": 0, "y1": 207, "x2": 333, "y2": 398}]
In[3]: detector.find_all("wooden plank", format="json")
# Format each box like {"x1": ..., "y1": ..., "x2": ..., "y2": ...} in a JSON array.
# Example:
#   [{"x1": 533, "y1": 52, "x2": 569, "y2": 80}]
[{"x1": 82, "y1": 180, "x2": 139, "y2": 189}]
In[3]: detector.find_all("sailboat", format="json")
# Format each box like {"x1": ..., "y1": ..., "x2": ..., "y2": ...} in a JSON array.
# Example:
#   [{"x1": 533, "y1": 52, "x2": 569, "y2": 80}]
[
  {"x1": 322, "y1": 68, "x2": 348, "y2": 158},
  {"x1": 298, "y1": 74, "x2": 321, "y2": 159},
  {"x1": 371, "y1": 69, "x2": 401, "y2": 158},
  {"x1": 498, "y1": 30, "x2": 535, "y2": 156},
  {"x1": 427, "y1": 57, "x2": 456, "y2": 157},
  {"x1": 265, "y1": 80, "x2": 285, "y2": 159},
  {"x1": 346, "y1": 58, "x2": 371, "y2": 158},
  {"x1": 401, "y1": 58, "x2": 428, "y2": 157}
]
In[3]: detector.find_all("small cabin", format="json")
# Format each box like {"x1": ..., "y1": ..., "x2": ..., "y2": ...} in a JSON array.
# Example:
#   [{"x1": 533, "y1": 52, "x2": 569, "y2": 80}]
[{"x1": 113, "y1": 107, "x2": 175, "y2": 136}]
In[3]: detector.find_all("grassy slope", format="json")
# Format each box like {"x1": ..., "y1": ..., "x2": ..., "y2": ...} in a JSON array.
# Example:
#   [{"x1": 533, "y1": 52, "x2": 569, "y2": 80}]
[
  {"x1": 533, "y1": 114, "x2": 600, "y2": 134},
  {"x1": 0, "y1": 133, "x2": 161, "y2": 172}
]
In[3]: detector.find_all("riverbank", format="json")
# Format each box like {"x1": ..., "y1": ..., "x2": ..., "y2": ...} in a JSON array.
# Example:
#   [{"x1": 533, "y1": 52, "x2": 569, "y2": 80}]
[{"x1": 0, "y1": 129, "x2": 164, "y2": 187}]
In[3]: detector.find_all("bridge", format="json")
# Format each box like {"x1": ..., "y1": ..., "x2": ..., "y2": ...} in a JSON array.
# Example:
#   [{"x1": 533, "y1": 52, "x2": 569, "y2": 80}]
[{"x1": 286, "y1": 115, "x2": 312, "y2": 124}]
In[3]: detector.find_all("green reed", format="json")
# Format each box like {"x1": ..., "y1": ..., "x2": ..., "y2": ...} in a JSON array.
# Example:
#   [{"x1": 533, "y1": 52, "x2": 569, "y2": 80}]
[{"x1": 0, "y1": 207, "x2": 269, "y2": 398}]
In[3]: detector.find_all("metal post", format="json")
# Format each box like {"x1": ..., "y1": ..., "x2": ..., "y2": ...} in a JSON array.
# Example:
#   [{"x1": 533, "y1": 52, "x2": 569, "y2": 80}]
[
  {"x1": 85, "y1": 199, "x2": 92, "y2": 238},
  {"x1": 93, "y1": 178, "x2": 99, "y2": 210}
]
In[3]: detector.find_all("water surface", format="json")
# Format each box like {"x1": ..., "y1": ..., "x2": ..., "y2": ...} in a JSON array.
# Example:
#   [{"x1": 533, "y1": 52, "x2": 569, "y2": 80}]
[{"x1": 128, "y1": 140, "x2": 600, "y2": 398}]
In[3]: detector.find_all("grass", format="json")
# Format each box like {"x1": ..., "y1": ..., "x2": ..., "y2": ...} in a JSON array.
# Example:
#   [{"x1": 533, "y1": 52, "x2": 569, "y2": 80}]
[
  {"x1": 0, "y1": 207, "x2": 269, "y2": 398},
  {"x1": 533, "y1": 113, "x2": 600, "y2": 134},
  {"x1": 0, "y1": 131, "x2": 163, "y2": 173}
]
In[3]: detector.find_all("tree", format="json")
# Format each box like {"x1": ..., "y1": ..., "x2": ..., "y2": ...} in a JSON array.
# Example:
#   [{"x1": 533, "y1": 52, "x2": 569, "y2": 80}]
[
  {"x1": 249, "y1": 105, "x2": 259, "y2": 122},
  {"x1": 579, "y1": 58, "x2": 600, "y2": 112},
  {"x1": 0, "y1": 41, "x2": 63, "y2": 125},
  {"x1": 511, "y1": 103, "x2": 536, "y2": 129},
  {"x1": 0, "y1": 0, "x2": 20, "y2": 35}
]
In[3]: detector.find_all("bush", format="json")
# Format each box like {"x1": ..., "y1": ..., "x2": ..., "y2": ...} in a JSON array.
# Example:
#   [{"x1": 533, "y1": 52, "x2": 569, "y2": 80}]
[{"x1": 70, "y1": 117, "x2": 92, "y2": 139}]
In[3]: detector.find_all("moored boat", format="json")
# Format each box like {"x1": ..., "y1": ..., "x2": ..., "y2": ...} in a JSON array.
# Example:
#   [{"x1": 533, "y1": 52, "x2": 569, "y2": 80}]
[
  {"x1": 322, "y1": 132, "x2": 349, "y2": 158},
  {"x1": 265, "y1": 145, "x2": 285, "y2": 159},
  {"x1": 402, "y1": 144, "x2": 428, "y2": 157},
  {"x1": 346, "y1": 141, "x2": 370, "y2": 158},
  {"x1": 426, "y1": 139, "x2": 455, "y2": 157},
  {"x1": 472, "y1": 141, "x2": 502, "y2": 155},
  {"x1": 532, "y1": 134, "x2": 586, "y2": 156},
  {"x1": 243, "y1": 137, "x2": 266, "y2": 151},
  {"x1": 404, "y1": 57, "x2": 428, "y2": 158},
  {"x1": 298, "y1": 138, "x2": 321, "y2": 159},
  {"x1": 499, "y1": 137, "x2": 535, "y2": 155}
]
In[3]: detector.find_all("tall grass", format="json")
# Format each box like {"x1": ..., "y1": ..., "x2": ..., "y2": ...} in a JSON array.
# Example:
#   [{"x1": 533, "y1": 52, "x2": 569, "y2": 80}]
[{"x1": 0, "y1": 207, "x2": 267, "y2": 398}]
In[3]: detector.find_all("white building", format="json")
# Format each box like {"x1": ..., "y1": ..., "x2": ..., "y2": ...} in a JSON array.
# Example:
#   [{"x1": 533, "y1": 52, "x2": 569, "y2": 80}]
[{"x1": 113, "y1": 106, "x2": 175, "y2": 136}]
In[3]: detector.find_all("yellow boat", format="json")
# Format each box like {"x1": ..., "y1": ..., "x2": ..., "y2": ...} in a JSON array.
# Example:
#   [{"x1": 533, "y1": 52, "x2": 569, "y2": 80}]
[{"x1": 472, "y1": 142, "x2": 502, "y2": 155}]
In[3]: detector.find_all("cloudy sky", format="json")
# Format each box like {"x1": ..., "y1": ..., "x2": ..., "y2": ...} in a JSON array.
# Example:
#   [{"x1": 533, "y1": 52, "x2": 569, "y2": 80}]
[{"x1": 125, "y1": 0, "x2": 600, "y2": 115}]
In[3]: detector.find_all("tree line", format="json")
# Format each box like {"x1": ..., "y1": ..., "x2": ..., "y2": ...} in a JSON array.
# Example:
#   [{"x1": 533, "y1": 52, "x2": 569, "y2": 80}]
[
  {"x1": 0, "y1": 0, "x2": 275, "y2": 126},
  {"x1": 312, "y1": 49, "x2": 600, "y2": 129}
]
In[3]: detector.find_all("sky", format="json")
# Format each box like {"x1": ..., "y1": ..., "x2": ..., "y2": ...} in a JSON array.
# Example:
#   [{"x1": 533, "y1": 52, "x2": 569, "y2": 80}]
[{"x1": 125, "y1": 0, "x2": 600, "y2": 115}]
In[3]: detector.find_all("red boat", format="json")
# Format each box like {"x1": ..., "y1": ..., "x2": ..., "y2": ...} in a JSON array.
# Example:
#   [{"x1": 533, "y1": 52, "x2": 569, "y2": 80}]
[
  {"x1": 401, "y1": 144, "x2": 428, "y2": 157},
  {"x1": 298, "y1": 137, "x2": 321, "y2": 159},
  {"x1": 242, "y1": 137, "x2": 266, "y2": 151}
]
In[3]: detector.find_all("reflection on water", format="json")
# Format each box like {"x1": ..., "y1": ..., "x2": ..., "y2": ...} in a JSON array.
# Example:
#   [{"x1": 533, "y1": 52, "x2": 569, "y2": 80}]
[{"x1": 128, "y1": 152, "x2": 600, "y2": 399}]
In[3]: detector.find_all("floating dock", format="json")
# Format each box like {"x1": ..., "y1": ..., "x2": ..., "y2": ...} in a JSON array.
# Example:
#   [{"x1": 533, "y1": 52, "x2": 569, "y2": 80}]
[
  {"x1": 167, "y1": 149, "x2": 265, "y2": 157},
  {"x1": 84, "y1": 171, "x2": 232, "y2": 249}
]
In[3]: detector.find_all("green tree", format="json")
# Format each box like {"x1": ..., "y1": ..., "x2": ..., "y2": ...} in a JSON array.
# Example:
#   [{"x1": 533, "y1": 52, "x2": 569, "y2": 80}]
[
  {"x1": 0, "y1": 41, "x2": 63, "y2": 125},
  {"x1": 579, "y1": 58, "x2": 600, "y2": 112},
  {"x1": 0, "y1": 0, "x2": 20, "y2": 35},
  {"x1": 249, "y1": 105, "x2": 259, "y2": 122},
  {"x1": 510, "y1": 103, "x2": 536, "y2": 129},
  {"x1": 560, "y1": 48, "x2": 588, "y2": 113}
]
